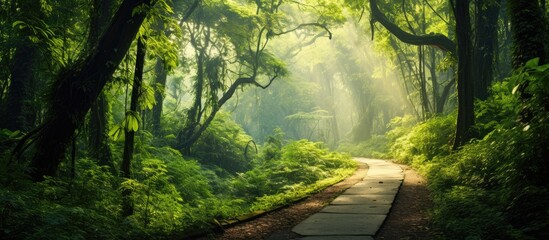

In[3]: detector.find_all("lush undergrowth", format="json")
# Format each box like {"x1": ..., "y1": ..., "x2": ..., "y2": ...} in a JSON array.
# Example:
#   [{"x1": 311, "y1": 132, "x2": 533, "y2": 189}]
[
  {"x1": 337, "y1": 134, "x2": 392, "y2": 159},
  {"x1": 0, "y1": 115, "x2": 356, "y2": 239},
  {"x1": 341, "y1": 59, "x2": 549, "y2": 239}
]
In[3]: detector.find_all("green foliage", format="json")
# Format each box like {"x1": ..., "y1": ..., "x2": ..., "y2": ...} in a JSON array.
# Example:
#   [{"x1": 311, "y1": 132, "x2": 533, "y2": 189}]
[
  {"x1": 0, "y1": 158, "x2": 121, "y2": 239},
  {"x1": 431, "y1": 186, "x2": 520, "y2": 239},
  {"x1": 2, "y1": 0, "x2": 359, "y2": 239},
  {"x1": 232, "y1": 139, "x2": 356, "y2": 207},
  {"x1": 389, "y1": 114, "x2": 454, "y2": 166},
  {"x1": 337, "y1": 135, "x2": 391, "y2": 159},
  {"x1": 379, "y1": 60, "x2": 549, "y2": 239},
  {"x1": 121, "y1": 158, "x2": 187, "y2": 235},
  {"x1": 192, "y1": 112, "x2": 254, "y2": 173},
  {"x1": 259, "y1": 128, "x2": 284, "y2": 161}
]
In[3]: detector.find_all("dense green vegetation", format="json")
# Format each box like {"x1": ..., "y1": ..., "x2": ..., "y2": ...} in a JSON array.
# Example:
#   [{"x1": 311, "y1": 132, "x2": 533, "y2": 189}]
[
  {"x1": 352, "y1": 59, "x2": 549, "y2": 239},
  {"x1": 1, "y1": 115, "x2": 355, "y2": 238},
  {"x1": 1, "y1": 0, "x2": 548, "y2": 239}
]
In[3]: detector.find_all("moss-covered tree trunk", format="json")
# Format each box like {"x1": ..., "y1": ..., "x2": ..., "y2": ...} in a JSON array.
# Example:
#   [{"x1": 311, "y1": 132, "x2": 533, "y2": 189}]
[
  {"x1": 88, "y1": 0, "x2": 115, "y2": 169},
  {"x1": 508, "y1": 0, "x2": 548, "y2": 67},
  {"x1": 506, "y1": 2, "x2": 549, "y2": 236}
]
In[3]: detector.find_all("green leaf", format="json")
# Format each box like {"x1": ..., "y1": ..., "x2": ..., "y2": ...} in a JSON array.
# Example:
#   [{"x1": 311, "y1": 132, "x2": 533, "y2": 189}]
[
  {"x1": 109, "y1": 126, "x2": 123, "y2": 140},
  {"x1": 123, "y1": 111, "x2": 141, "y2": 132},
  {"x1": 12, "y1": 21, "x2": 26, "y2": 28},
  {"x1": 525, "y1": 58, "x2": 539, "y2": 68},
  {"x1": 9, "y1": 130, "x2": 21, "y2": 138},
  {"x1": 511, "y1": 85, "x2": 520, "y2": 95}
]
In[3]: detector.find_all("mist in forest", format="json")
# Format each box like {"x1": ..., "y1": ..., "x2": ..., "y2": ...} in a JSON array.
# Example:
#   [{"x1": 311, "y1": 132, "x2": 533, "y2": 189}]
[{"x1": 227, "y1": 18, "x2": 409, "y2": 146}]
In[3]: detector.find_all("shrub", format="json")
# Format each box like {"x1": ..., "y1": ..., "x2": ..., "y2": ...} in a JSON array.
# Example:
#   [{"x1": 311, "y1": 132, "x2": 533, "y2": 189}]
[
  {"x1": 389, "y1": 114, "x2": 454, "y2": 165},
  {"x1": 231, "y1": 139, "x2": 356, "y2": 208},
  {"x1": 337, "y1": 135, "x2": 391, "y2": 159},
  {"x1": 192, "y1": 112, "x2": 254, "y2": 173},
  {"x1": 391, "y1": 59, "x2": 549, "y2": 239}
]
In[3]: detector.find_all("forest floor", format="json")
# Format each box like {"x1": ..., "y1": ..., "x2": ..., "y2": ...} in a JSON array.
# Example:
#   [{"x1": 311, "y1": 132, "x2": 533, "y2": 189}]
[{"x1": 201, "y1": 160, "x2": 441, "y2": 240}]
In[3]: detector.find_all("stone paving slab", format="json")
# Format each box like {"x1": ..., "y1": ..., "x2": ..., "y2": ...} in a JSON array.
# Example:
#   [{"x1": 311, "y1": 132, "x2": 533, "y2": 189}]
[
  {"x1": 300, "y1": 236, "x2": 374, "y2": 240},
  {"x1": 357, "y1": 179, "x2": 403, "y2": 185},
  {"x1": 364, "y1": 175, "x2": 403, "y2": 180},
  {"x1": 331, "y1": 194, "x2": 396, "y2": 205},
  {"x1": 292, "y1": 213, "x2": 386, "y2": 236},
  {"x1": 343, "y1": 186, "x2": 399, "y2": 195},
  {"x1": 353, "y1": 181, "x2": 401, "y2": 187},
  {"x1": 366, "y1": 171, "x2": 403, "y2": 177},
  {"x1": 366, "y1": 173, "x2": 403, "y2": 178},
  {"x1": 291, "y1": 159, "x2": 403, "y2": 239},
  {"x1": 320, "y1": 204, "x2": 391, "y2": 214},
  {"x1": 366, "y1": 168, "x2": 403, "y2": 174}
]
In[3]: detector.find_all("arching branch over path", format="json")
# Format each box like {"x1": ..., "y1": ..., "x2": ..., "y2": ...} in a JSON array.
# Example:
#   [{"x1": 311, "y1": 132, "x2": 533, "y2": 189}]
[{"x1": 369, "y1": 0, "x2": 456, "y2": 55}]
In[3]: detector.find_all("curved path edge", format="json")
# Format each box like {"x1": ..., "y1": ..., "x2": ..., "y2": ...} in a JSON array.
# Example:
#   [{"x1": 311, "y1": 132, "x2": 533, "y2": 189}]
[{"x1": 291, "y1": 158, "x2": 404, "y2": 240}]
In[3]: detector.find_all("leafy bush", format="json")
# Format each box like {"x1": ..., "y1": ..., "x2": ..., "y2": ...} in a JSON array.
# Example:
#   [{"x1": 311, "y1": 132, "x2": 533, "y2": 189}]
[
  {"x1": 192, "y1": 112, "x2": 254, "y2": 173},
  {"x1": 337, "y1": 135, "x2": 391, "y2": 159},
  {"x1": 232, "y1": 139, "x2": 356, "y2": 209},
  {"x1": 0, "y1": 158, "x2": 122, "y2": 239},
  {"x1": 389, "y1": 113, "x2": 454, "y2": 166},
  {"x1": 382, "y1": 59, "x2": 549, "y2": 239},
  {"x1": 432, "y1": 186, "x2": 519, "y2": 240},
  {"x1": 0, "y1": 117, "x2": 358, "y2": 239}
]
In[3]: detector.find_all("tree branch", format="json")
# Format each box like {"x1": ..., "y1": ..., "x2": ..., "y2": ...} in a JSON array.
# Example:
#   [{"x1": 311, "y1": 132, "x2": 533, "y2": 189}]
[
  {"x1": 271, "y1": 23, "x2": 332, "y2": 39},
  {"x1": 369, "y1": 0, "x2": 456, "y2": 55},
  {"x1": 424, "y1": 0, "x2": 449, "y2": 25}
]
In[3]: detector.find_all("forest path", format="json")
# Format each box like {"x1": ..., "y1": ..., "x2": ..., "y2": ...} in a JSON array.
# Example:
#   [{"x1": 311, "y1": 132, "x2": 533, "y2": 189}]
[
  {"x1": 289, "y1": 158, "x2": 403, "y2": 239},
  {"x1": 209, "y1": 158, "x2": 437, "y2": 239}
]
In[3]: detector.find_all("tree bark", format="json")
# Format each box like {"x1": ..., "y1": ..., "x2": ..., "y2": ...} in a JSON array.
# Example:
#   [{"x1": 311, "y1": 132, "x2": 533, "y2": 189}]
[
  {"x1": 89, "y1": 94, "x2": 114, "y2": 168},
  {"x1": 472, "y1": 0, "x2": 500, "y2": 100},
  {"x1": 88, "y1": 0, "x2": 115, "y2": 169},
  {"x1": 508, "y1": 0, "x2": 548, "y2": 67},
  {"x1": 453, "y1": 0, "x2": 475, "y2": 149},
  {"x1": 418, "y1": 46, "x2": 432, "y2": 118},
  {"x1": 121, "y1": 36, "x2": 146, "y2": 217},
  {"x1": 24, "y1": 0, "x2": 157, "y2": 181},
  {"x1": 429, "y1": 48, "x2": 441, "y2": 113},
  {"x1": 2, "y1": 0, "x2": 41, "y2": 131},
  {"x1": 4, "y1": 42, "x2": 37, "y2": 131},
  {"x1": 151, "y1": 58, "x2": 167, "y2": 136},
  {"x1": 437, "y1": 78, "x2": 455, "y2": 114}
]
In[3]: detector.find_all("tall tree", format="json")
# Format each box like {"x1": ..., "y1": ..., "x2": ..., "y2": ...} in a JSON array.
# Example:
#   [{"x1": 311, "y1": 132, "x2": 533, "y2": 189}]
[
  {"x1": 175, "y1": 0, "x2": 335, "y2": 153},
  {"x1": 151, "y1": 0, "x2": 199, "y2": 136},
  {"x1": 452, "y1": 0, "x2": 475, "y2": 149},
  {"x1": 87, "y1": 0, "x2": 115, "y2": 168},
  {"x1": 2, "y1": 0, "x2": 41, "y2": 131},
  {"x1": 151, "y1": 58, "x2": 167, "y2": 136},
  {"x1": 121, "y1": 36, "x2": 147, "y2": 217},
  {"x1": 508, "y1": 0, "x2": 548, "y2": 68},
  {"x1": 368, "y1": 0, "x2": 475, "y2": 148},
  {"x1": 472, "y1": 0, "x2": 501, "y2": 100},
  {"x1": 16, "y1": 0, "x2": 158, "y2": 181}
]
